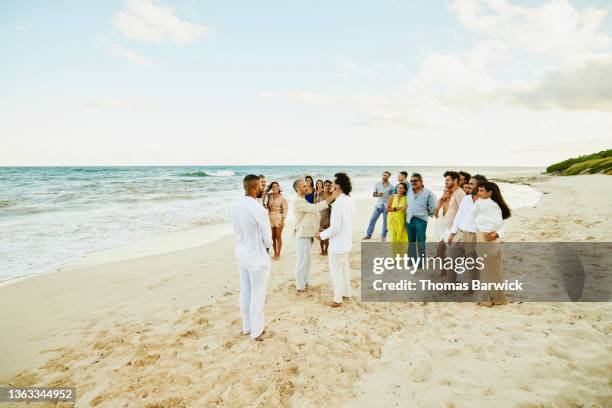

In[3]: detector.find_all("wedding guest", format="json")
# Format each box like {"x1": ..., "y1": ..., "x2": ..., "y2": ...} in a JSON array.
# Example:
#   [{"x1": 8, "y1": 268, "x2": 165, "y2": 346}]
[
  {"x1": 259, "y1": 175, "x2": 268, "y2": 208},
  {"x1": 304, "y1": 175, "x2": 315, "y2": 203},
  {"x1": 228, "y1": 175, "x2": 272, "y2": 341},
  {"x1": 458, "y1": 171, "x2": 472, "y2": 188},
  {"x1": 314, "y1": 179, "x2": 324, "y2": 203},
  {"x1": 317, "y1": 173, "x2": 356, "y2": 307},
  {"x1": 386, "y1": 181, "x2": 408, "y2": 255},
  {"x1": 363, "y1": 171, "x2": 393, "y2": 241},
  {"x1": 433, "y1": 187, "x2": 451, "y2": 274},
  {"x1": 293, "y1": 179, "x2": 340, "y2": 293},
  {"x1": 474, "y1": 182, "x2": 511, "y2": 307},
  {"x1": 393, "y1": 171, "x2": 408, "y2": 193},
  {"x1": 266, "y1": 182, "x2": 288, "y2": 260},
  {"x1": 463, "y1": 183, "x2": 470, "y2": 194},
  {"x1": 405, "y1": 173, "x2": 437, "y2": 261},
  {"x1": 448, "y1": 175, "x2": 505, "y2": 286},
  {"x1": 443, "y1": 171, "x2": 465, "y2": 234},
  {"x1": 317, "y1": 180, "x2": 334, "y2": 255}
]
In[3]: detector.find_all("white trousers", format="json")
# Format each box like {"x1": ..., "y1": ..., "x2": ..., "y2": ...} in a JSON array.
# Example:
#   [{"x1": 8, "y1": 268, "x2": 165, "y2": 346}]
[
  {"x1": 295, "y1": 237, "x2": 312, "y2": 290},
  {"x1": 328, "y1": 252, "x2": 351, "y2": 303},
  {"x1": 237, "y1": 259, "x2": 270, "y2": 339}
]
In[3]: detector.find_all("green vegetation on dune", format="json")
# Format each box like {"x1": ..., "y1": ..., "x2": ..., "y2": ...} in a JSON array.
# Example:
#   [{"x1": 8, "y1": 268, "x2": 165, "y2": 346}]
[{"x1": 546, "y1": 150, "x2": 612, "y2": 175}]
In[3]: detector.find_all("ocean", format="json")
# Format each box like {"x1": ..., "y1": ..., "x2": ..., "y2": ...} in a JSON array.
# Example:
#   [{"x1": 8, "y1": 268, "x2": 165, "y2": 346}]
[{"x1": 0, "y1": 166, "x2": 543, "y2": 283}]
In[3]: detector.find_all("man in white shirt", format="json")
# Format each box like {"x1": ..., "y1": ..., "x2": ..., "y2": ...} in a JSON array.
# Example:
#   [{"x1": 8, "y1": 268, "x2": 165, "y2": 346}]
[
  {"x1": 447, "y1": 174, "x2": 504, "y2": 286},
  {"x1": 228, "y1": 174, "x2": 273, "y2": 341},
  {"x1": 258, "y1": 175, "x2": 268, "y2": 208},
  {"x1": 316, "y1": 172, "x2": 356, "y2": 307},
  {"x1": 293, "y1": 179, "x2": 340, "y2": 292}
]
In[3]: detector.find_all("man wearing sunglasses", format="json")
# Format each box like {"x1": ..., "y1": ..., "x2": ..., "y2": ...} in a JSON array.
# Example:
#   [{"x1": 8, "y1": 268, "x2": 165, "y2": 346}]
[
  {"x1": 363, "y1": 171, "x2": 393, "y2": 241},
  {"x1": 405, "y1": 173, "x2": 437, "y2": 263}
]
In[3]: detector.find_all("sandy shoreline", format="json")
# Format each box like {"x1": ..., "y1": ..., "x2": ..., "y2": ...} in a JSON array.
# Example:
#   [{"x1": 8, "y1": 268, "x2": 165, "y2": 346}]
[{"x1": 1, "y1": 174, "x2": 610, "y2": 407}]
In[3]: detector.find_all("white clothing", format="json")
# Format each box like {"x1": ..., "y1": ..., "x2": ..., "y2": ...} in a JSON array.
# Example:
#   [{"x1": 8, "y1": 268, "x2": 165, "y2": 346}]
[
  {"x1": 473, "y1": 198, "x2": 504, "y2": 233},
  {"x1": 433, "y1": 205, "x2": 449, "y2": 242},
  {"x1": 450, "y1": 195, "x2": 505, "y2": 239},
  {"x1": 320, "y1": 194, "x2": 355, "y2": 254},
  {"x1": 228, "y1": 195, "x2": 272, "y2": 339},
  {"x1": 328, "y1": 252, "x2": 351, "y2": 303},
  {"x1": 295, "y1": 237, "x2": 312, "y2": 290},
  {"x1": 229, "y1": 195, "x2": 273, "y2": 262},
  {"x1": 238, "y1": 262, "x2": 269, "y2": 339}
]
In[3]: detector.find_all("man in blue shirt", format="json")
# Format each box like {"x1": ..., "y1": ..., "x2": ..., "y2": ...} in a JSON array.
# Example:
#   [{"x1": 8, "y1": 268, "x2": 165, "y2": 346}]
[
  {"x1": 363, "y1": 171, "x2": 393, "y2": 241},
  {"x1": 405, "y1": 172, "x2": 437, "y2": 261}
]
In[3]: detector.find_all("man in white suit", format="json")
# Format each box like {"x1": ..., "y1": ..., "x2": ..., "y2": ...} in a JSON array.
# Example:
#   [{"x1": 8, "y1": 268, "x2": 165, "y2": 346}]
[{"x1": 228, "y1": 174, "x2": 273, "y2": 341}]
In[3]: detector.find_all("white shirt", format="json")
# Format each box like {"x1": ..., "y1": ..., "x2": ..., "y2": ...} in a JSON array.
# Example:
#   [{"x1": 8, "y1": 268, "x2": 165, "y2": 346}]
[
  {"x1": 320, "y1": 194, "x2": 355, "y2": 254},
  {"x1": 473, "y1": 198, "x2": 503, "y2": 233},
  {"x1": 450, "y1": 195, "x2": 505, "y2": 238},
  {"x1": 228, "y1": 195, "x2": 273, "y2": 263}
]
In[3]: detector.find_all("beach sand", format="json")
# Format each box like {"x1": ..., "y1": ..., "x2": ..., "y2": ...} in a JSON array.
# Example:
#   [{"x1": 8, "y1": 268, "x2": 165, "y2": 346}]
[{"x1": 0, "y1": 174, "x2": 610, "y2": 407}]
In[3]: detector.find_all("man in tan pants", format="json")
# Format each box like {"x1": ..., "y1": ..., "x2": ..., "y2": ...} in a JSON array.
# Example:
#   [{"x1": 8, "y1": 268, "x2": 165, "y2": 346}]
[{"x1": 448, "y1": 175, "x2": 504, "y2": 287}]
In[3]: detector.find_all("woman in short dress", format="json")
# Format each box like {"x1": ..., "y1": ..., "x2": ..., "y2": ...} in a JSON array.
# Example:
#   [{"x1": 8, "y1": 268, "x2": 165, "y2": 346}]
[
  {"x1": 304, "y1": 175, "x2": 315, "y2": 203},
  {"x1": 266, "y1": 182, "x2": 288, "y2": 259},
  {"x1": 316, "y1": 180, "x2": 333, "y2": 255},
  {"x1": 474, "y1": 182, "x2": 511, "y2": 307}
]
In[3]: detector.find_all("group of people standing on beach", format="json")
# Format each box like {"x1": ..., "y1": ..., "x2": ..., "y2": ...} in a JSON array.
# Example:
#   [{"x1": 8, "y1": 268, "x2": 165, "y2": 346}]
[
  {"x1": 228, "y1": 169, "x2": 512, "y2": 341},
  {"x1": 228, "y1": 173, "x2": 355, "y2": 341},
  {"x1": 364, "y1": 170, "x2": 512, "y2": 307}
]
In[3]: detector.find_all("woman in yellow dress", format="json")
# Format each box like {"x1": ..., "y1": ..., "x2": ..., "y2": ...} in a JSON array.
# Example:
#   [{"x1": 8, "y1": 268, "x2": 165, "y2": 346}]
[{"x1": 386, "y1": 182, "x2": 408, "y2": 255}]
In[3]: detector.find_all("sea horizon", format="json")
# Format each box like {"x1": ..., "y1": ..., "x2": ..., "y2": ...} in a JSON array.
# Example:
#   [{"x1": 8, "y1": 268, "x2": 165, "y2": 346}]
[{"x1": 0, "y1": 165, "x2": 543, "y2": 283}]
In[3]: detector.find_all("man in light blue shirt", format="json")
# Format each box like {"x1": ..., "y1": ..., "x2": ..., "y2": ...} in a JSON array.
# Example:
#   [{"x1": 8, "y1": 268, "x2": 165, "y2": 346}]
[
  {"x1": 405, "y1": 172, "x2": 437, "y2": 260},
  {"x1": 363, "y1": 171, "x2": 393, "y2": 241}
]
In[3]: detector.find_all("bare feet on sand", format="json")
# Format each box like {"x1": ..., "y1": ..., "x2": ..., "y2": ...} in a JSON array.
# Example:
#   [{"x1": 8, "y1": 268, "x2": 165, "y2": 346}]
[
  {"x1": 329, "y1": 302, "x2": 342, "y2": 308},
  {"x1": 477, "y1": 301, "x2": 494, "y2": 307},
  {"x1": 342, "y1": 296, "x2": 350, "y2": 301},
  {"x1": 254, "y1": 330, "x2": 273, "y2": 341}
]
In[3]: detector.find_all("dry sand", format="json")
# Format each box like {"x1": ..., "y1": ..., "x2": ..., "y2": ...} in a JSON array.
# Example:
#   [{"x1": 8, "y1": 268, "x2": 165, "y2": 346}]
[{"x1": 0, "y1": 174, "x2": 610, "y2": 407}]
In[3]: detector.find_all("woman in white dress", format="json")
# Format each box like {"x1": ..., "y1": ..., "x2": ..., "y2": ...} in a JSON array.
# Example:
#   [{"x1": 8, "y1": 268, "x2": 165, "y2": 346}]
[
  {"x1": 473, "y1": 182, "x2": 511, "y2": 307},
  {"x1": 433, "y1": 187, "x2": 451, "y2": 276}
]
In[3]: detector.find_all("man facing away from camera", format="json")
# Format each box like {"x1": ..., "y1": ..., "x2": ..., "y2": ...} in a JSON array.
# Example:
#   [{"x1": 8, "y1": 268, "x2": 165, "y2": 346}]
[{"x1": 228, "y1": 174, "x2": 272, "y2": 341}]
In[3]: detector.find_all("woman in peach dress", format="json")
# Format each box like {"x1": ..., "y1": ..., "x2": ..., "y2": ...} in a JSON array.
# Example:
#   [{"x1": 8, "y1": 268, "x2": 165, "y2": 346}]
[{"x1": 266, "y1": 182, "x2": 288, "y2": 259}]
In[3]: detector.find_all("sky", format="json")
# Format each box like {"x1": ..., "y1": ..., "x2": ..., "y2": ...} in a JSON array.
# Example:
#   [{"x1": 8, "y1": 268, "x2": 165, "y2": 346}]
[{"x1": 1, "y1": 0, "x2": 611, "y2": 166}]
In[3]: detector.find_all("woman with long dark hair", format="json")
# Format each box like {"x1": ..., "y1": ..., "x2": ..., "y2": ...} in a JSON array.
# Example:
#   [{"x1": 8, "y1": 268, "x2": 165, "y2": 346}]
[
  {"x1": 474, "y1": 181, "x2": 511, "y2": 306},
  {"x1": 266, "y1": 181, "x2": 288, "y2": 259},
  {"x1": 304, "y1": 175, "x2": 315, "y2": 203},
  {"x1": 386, "y1": 182, "x2": 408, "y2": 255}
]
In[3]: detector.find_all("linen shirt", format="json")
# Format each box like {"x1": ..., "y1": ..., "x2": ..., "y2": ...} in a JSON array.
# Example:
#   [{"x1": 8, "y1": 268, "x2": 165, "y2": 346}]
[
  {"x1": 445, "y1": 187, "x2": 465, "y2": 230},
  {"x1": 320, "y1": 194, "x2": 356, "y2": 254},
  {"x1": 473, "y1": 198, "x2": 504, "y2": 233},
  {"x1": 374, "y1": 181, "x2": 394, "y2": 208},
  {"x1": 293, "y1": 197, "x2": 329, "y2": 237},
  {"x1": 228, "y1": 196, "x2": 273, "y2": 262},
  {"x1": 450, "y1": 195, "x2": 505, "y2": 238},
  {"x1": 405, "y1": 187, "x2": 437, "y2": 223}
]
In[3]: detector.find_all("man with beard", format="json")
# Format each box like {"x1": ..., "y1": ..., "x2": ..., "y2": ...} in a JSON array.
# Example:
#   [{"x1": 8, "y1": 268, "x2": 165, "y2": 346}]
[{"x1": 228, "y1": 174, "x2": 273, "y2": 341}]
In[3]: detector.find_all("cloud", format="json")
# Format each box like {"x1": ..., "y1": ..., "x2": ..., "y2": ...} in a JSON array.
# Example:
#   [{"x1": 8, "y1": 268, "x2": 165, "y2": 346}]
[
  {"x1": 106, "y1": 46, "x2": 150, "y2": 64},
  {"x1": 112, "y1": 0, "x2": 207, "y2": 44},
  {"x1": 451, "y1": 0, "x2": 611, "y2": 59},
  {"x1": 510, "y1": 56, "x2": 612, "y2": 111}
]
